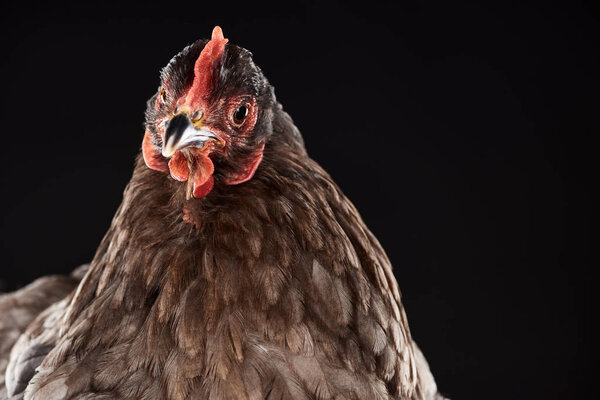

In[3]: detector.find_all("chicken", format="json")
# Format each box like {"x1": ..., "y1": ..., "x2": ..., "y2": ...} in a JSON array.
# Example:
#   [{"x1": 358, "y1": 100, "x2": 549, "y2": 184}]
[{"x1": 0, "y1": 26, "x2": 444, "y2": 400}]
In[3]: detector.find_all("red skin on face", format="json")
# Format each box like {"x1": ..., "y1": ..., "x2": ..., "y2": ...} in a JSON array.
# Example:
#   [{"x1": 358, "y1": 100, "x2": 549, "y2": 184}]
[{"x1": 142, "y1": 26, "x2": 265, "y2": 199}]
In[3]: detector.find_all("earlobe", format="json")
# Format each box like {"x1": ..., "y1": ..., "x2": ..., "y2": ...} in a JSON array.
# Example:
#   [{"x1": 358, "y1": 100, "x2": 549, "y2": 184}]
[
  {"x1": 223, "y1": 142, "x2": 265, "y2": 186},
  {"x1": 142, "y1": 130, "x2": 169, "y2": 173}
]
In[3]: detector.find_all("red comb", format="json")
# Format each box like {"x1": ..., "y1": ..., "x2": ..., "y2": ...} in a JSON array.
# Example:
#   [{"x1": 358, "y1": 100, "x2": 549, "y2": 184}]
[{"x1": 184, "y1": 26, "x2": 229, "y2": 108}]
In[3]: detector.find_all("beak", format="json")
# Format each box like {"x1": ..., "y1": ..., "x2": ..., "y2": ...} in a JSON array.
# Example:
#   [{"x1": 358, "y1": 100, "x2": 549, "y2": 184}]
[{"x1": 162, "y1": 113, "x2": 219, "y2": 157}]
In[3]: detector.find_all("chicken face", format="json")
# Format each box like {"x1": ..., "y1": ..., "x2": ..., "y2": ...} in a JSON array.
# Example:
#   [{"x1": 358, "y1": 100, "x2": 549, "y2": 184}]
[{"x1": 142, "y1": 26, "x2": 274, "y2": 199}]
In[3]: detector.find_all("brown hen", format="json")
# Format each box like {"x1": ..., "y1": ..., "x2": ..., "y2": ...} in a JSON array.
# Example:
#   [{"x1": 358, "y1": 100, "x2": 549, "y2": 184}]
[{"x1": 0, "y1": 27, "x2": 444, "y2": 400}]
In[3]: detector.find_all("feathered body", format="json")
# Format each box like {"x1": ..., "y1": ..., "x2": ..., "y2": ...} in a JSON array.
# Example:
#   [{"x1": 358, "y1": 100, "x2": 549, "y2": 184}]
[{"x1": 0, "y1": 28, "x2": 443, "y2": 400}]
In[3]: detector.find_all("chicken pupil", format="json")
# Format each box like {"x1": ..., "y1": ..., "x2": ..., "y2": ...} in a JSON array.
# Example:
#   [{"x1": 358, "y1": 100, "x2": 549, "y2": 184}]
[{"x1": 234, "y1": 105, "x2": 248, "y2": 122}]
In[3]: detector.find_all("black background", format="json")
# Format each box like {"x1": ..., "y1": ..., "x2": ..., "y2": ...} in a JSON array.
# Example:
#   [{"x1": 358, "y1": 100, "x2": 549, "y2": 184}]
[{"x1": 0, "y1": 1, "x2": 595, "y2": 399}]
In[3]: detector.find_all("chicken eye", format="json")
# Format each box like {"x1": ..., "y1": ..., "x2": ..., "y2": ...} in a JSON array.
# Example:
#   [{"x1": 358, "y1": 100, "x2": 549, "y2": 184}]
[
  {"x1": 160, "y1": 88, "x2": 167, "y2": 102},
  {"x1": 232, "y1": 104, "x2": 249, "y2": 125}
]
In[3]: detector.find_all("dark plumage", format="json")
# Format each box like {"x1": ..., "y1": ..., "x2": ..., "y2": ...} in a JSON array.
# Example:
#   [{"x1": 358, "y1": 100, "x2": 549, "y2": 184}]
[{"x1": 1, "y1": 27, "x2": 444, "y2": 400}]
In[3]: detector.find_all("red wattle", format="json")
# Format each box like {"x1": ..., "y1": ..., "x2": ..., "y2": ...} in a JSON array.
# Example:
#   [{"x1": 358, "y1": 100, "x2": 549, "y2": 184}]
[
  {"x1": 191, "y1": 152, "x2": 215, "y2": 198},
  {"x1": 193, "y1": 175, "x2": 214, "y2": 198},
  {"x1": 168, "y1": 153, "x2": 189, "y2": 182},
  {"x1": 165, "y1": 150, "x2": 216, "y2": 198}
]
